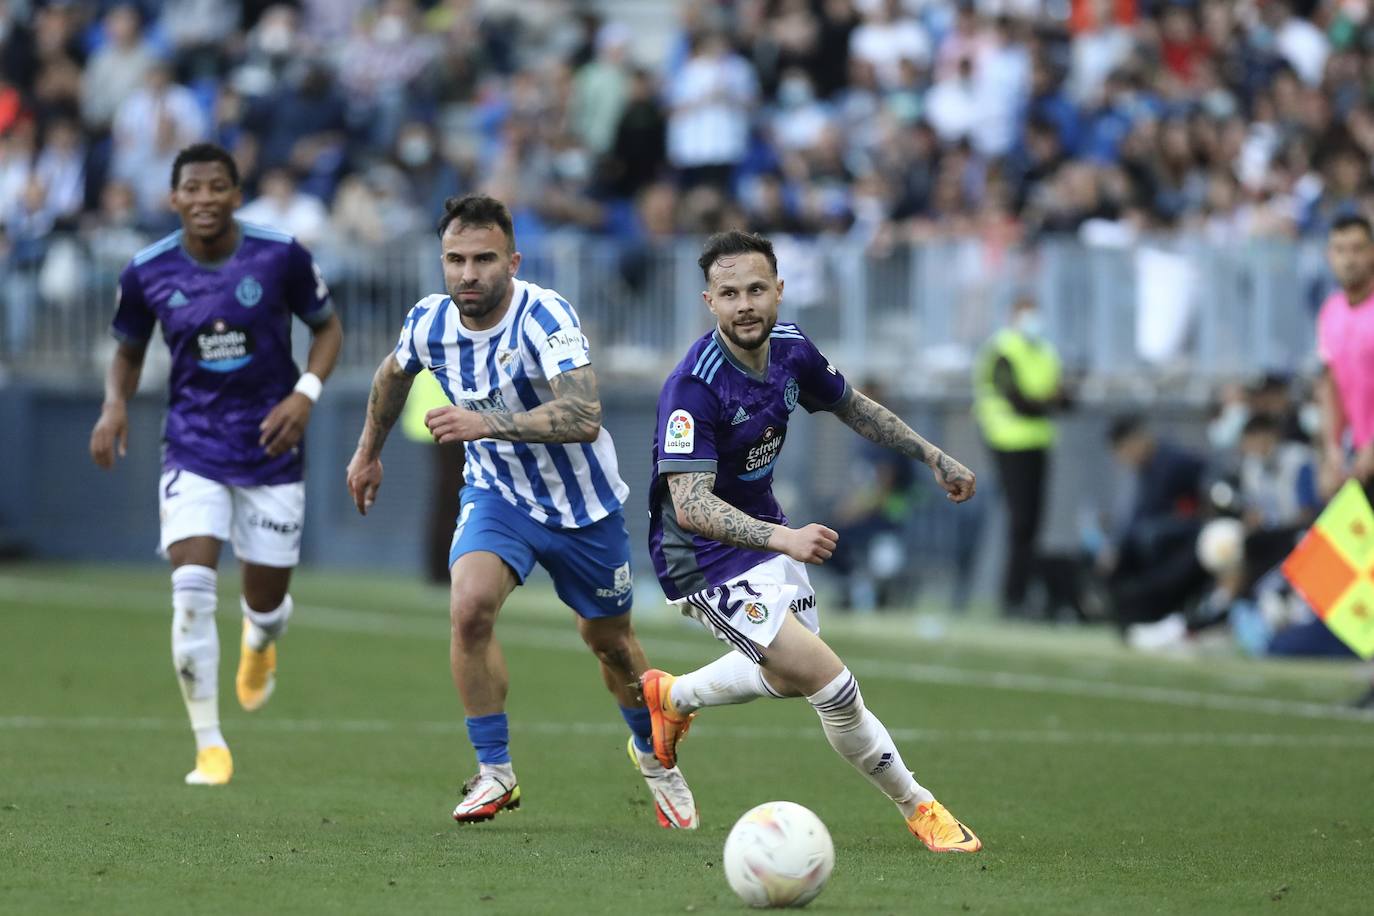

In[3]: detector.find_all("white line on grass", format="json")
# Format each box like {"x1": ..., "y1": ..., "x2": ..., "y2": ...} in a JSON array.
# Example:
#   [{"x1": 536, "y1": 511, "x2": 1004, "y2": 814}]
[
  {"x1": 2, "y1": 714, "x2": 1373, "y2": 750},
  {"x1": 5, "y1": 574, "x2": 1374, "y2": 725}
]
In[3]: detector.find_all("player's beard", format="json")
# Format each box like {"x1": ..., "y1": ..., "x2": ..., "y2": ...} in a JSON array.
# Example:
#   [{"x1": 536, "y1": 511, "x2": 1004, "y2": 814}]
[
  {"x1": 451, "y1": 280, "x2": 507, "y2": 321},
  {"x1": 719, "y1": 312, "x2": 776, "y2": 351}
]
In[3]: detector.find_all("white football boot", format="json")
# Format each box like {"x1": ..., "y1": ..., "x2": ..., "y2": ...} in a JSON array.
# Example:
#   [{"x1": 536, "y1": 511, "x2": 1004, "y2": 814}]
[{"x1": 627, "y1": 736, "x2": 698, "y2": 829}]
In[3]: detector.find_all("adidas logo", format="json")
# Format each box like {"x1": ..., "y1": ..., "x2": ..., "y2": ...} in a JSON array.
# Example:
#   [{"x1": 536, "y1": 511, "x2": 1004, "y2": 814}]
[
  {"x1": 168, "y1": 290, "x2": 190, "y2": 308},
  {"x1": 730, "y1": 406, "x2": 750, "y2": 425},
  {"x1": 870, "y1": 752, "x2": 894, "y2": 775}
]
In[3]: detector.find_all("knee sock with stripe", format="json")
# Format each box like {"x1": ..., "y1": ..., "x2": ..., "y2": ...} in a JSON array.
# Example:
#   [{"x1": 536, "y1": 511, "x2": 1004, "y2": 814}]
[{"x1": 807, "y1": 667, "x2": 934, "y2": 818}]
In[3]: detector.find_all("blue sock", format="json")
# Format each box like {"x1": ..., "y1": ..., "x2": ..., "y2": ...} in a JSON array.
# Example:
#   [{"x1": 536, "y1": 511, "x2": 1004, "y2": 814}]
[
  {"x1": 620, "y1": 705, "x2": 654, "y2": 755},
  {"x1": 465, "y1": 713, "x2": 511, "y2": 765}
]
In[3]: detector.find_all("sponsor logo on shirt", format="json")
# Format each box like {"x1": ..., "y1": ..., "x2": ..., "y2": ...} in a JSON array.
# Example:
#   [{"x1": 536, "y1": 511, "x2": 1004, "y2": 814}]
[
  {"x1": 595, "y1": 561, "x2": 633, "y2": 603},
  {"x1": 235, "y1": 275, "x2": 263, "y2": 307},
  {"x1": 195, "y1": 319, "x2": 254, "y2": 372},
  {"x1": 739, "y1": 425, "x2": 784, "y2": 480},
  {"x1": 784, "y1": 377, "x2": 800, "y2": 412},
  {"x1": 459, "y1": 389, "x2": 510, "y2": 414},
  {"x1": 730, "y1": 405, "x2": 750, "y2": 425},
  {"x1": 664, "y1": 409, "x2": 694, "y2": 454},
  {"x1": 168, "y1": 289, "x2": 190, "y2": 308}
]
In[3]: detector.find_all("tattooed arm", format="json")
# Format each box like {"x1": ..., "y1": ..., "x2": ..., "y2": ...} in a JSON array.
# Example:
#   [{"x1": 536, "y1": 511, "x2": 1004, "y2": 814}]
[
  {"x1": 345, "y1": 354, "x2": 416, "y2": 515},
  {"x1": 832, "y1": 388, "x2": 977, "y2": 503},
  {"x1": 482, "y1": 365, "x2": 603, "y2": 443},
  {"x1": 424, "y1": 365, "x2": 603, "y2": 445},
  {"x1": 666, "y1": 472, "x2": 838, "y2": 564}
]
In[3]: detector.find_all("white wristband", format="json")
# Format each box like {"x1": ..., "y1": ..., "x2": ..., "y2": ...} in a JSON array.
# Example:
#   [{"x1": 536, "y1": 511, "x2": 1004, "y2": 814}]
[{"x1": 294, "y1": 372, "x2": 323, "y2": 403}]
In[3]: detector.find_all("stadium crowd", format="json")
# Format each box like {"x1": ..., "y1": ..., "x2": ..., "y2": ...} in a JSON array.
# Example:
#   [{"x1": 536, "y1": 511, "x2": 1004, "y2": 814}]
[{"x1": 2, "y1": 0, "x2": 1374, "y2": 264}]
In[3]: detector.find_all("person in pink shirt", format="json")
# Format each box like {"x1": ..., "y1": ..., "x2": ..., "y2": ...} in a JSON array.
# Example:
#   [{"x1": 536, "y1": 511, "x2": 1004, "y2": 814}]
[
  {"x1": 1316, "y1": 213, "x2": 1374, "y2": 709},
  {"x1": 1316, "y1": 214, "x2": 1374, "y2": 501}
]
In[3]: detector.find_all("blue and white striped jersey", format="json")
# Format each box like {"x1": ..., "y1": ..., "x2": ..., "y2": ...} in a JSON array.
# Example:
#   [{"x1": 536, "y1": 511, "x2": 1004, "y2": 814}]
[{"x1": 393, "y1": 278, "x2": 629, "y2": 528}]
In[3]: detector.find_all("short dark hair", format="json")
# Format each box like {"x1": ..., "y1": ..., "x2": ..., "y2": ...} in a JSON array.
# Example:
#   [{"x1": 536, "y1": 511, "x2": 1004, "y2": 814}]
[
  {"x1": 1330, "y1": 212, "x2": 1373, "y2": 240},
  {"x1": 170, "y1": 143, "x2": 239, "y2": 189},
  {"x1": 1241, "y1": 413, "x2": 1279, "y2": 438},
  {"x1": 1107, "y1": 414, "x2": 1146, "y2": 447},
  {"x1": 437, "y1": 194, "x2": 515, "y2": 251},
  {"x1": 697, "y1": 230, "x2": 778, "y2": 282}
]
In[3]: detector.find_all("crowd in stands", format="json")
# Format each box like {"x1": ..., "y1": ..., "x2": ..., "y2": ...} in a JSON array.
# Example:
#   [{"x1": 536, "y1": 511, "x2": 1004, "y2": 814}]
[{"x1": 3, "y1": 0, "x2": 1374, "y2": 267}]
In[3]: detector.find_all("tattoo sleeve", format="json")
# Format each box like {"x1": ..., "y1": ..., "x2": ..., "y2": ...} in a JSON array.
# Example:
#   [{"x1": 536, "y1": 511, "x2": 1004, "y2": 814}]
[
  {"x1": 832, "y1": 389, "x2": 938, "y2": 462},
  {"x1": 480, "y1": 365, "x2": 603, "y2": 443},
  {"x1": 357, "y1": 354, "x2": 415, "y2": 460},
  {"x1": 832, "y1": 388, "x2": 969, "y2": 485},
  {"x1": 666, "y1": 472, "x2": 778, "y2": 550}
]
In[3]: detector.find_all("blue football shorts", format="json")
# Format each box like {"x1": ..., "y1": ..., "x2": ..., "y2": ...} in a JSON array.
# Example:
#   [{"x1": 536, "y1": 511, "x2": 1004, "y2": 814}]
[{"x1": 448, "y1": 485, "x2": 634, "y2": 619}]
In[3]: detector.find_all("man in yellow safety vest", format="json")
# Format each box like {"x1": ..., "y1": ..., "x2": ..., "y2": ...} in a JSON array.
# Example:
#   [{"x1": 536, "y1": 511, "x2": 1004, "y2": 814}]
[{"x1": 973, "y1": 295, "x2": 1069, "y2": 618}]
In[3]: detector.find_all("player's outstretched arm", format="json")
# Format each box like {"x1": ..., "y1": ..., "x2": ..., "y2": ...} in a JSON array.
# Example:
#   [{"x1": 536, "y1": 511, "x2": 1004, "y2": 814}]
[
  {"x1": 346, "y1": 353, "x2": 415, "y2": 515},
  {"x1": 260, "y1": 313, "x2": 343, "y2": 457},
  {"x1": 832, "y1": 389, "x2": 976, "y2": 503},
  {"x1": 666, "y1": 472, "x2": 838, "y2": 564},
  {"x1": 425, "y1": 365, "x2": 603, "y2": 445},
  {"x1": 89, "y1": 341, "x2": 146, "y2": 469}
]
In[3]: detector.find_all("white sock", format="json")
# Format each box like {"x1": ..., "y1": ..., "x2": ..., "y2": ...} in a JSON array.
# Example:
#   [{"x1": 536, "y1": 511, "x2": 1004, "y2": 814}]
[
  {"x1": 807, "y1": 668, "x2": 934, "y2": 818},
  {"x1": 242, "y1": 594, "x2": 293, "y2": 651},
  {"x1": 171, "y1": 565, "x2": 225, "y2": 753},
  {"x1": 669, "y1": 650, "x2": 783, "y2": 713},
  {"x1": 478, "y1": 762, "x2": 516, "y2": 785}
]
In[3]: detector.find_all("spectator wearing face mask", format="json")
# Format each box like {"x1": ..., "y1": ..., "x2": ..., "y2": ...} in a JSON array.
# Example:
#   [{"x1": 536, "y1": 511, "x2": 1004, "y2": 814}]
[{"x1": 973, "y1": 294, "x2": 1071, "y2": 618}]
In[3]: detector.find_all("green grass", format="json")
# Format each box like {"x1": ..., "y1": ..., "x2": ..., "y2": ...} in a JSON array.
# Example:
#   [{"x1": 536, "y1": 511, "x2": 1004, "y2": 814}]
[{"x1": 2, "y1": 563, "x2": 1374, "y2": 915}]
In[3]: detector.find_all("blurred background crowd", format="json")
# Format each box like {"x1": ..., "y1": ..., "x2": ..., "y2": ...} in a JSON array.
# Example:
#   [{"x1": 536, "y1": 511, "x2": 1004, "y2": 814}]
[
  {"x1": 4, "y1": 0, "x2": 1374, "y2": 263},
  {"x1": 3, "y1": 0, "x2": 1372, "y2": 670}
]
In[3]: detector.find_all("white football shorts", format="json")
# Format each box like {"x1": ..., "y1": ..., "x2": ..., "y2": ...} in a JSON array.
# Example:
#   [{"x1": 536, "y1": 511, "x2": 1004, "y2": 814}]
[
  {"x1": 671, "y1": 555, "x2": 819, "y2": 664},
  {"x1": 158, "y1": 467, "x2": 305, "y2": 567}
]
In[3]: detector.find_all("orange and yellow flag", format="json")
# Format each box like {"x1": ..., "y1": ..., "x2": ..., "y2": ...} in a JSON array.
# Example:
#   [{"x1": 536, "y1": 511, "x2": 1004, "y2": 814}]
[{"x1": 1282, "y1": 480, "x2": 1374, "y2": 659}]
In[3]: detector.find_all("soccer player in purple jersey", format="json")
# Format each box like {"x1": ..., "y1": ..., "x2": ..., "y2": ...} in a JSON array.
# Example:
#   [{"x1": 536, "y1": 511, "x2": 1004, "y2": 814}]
[
  {"x1": 88, "y1": 144, "x2": 343, "y2": 786},
  {"x1": 641, "y1": 230, "x2": 984, "y2": 852}
]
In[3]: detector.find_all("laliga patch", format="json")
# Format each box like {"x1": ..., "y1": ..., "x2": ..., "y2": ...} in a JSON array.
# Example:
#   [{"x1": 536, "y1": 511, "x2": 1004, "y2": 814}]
[{"x1": 664, "y1": 409, "x2": 695, "y2": 454}]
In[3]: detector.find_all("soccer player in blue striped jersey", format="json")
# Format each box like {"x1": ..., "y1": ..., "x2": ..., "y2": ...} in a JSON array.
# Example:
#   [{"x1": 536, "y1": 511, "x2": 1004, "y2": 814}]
[
  {"x1": 88, "y1": 143, "x2": 343, "y2": 787},
  {"x1": 641, "y1": 230, "x2": 984, "y2": 852},
  {"x1": 346, "y1": 195, "x2": 696, "y2": 829}
]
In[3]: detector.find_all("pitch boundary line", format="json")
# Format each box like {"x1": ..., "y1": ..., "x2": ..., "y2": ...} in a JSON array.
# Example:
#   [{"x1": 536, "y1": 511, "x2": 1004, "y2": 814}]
[
  {"x1": 2, "y1": 714, "x2": 1373, "y2": 750},
  {"x1": 4, "y1": 575, "x2": 1374, "y2": 725}
]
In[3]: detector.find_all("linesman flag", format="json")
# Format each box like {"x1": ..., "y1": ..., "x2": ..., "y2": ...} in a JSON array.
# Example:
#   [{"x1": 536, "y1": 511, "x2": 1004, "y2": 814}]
[{"x1": 1282, "y1": 480, "x2": 1374, "y2": 659}]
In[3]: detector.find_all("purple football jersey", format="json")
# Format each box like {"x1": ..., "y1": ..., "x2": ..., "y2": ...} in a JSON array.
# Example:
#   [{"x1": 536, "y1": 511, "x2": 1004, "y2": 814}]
[
  {"x1": 649, "y1": 322, "x2": 850, "y2": 599},
  {"x1": 110, "y1": 221, "x2": 333, "y2": 486}
]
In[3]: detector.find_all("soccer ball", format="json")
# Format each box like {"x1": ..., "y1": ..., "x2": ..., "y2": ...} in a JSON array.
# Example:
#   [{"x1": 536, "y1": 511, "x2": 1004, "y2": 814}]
[
  {"x1": 722, "y1": 801, "x2": 834, "y2": 908},
  {"x1": 1196, "y1": 517, "x2": 1246, "y2": 575}
]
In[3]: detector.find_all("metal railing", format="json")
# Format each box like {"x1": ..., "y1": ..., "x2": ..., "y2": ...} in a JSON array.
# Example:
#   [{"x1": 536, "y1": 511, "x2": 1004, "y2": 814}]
[{"x1": 0, "y1": 232, "x2": 1328, "y2": 390}]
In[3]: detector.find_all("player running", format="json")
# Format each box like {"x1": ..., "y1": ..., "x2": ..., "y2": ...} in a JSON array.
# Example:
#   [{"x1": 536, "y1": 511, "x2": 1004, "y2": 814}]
[
  {"x1": 345, "y1": 195, "x2": 696, "y2": 829},
  {"x1": 642, "y1": 230, "x2": 982, "y2": 852},
  {"x1": 88, "y1": 143, "x2": 343, "y2": 786}
]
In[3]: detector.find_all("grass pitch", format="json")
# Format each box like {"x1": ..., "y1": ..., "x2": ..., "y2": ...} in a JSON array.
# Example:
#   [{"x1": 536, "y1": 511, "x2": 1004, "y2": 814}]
[{"x1": 3, "y1": 563, "x2": 1374, "y2": 915}]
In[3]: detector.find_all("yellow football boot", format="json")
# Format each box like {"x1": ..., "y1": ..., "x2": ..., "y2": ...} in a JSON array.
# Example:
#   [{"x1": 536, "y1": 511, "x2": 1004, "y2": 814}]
[
  {"x1": 906, "y1": 800, "x2": 982, "y2": 853},
  {"x1": 236, "y1": 619, "x2": 277, "y2": 712},
  {"x1": 184, "y1": 745, "x2": 233, "y2": 786}
]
